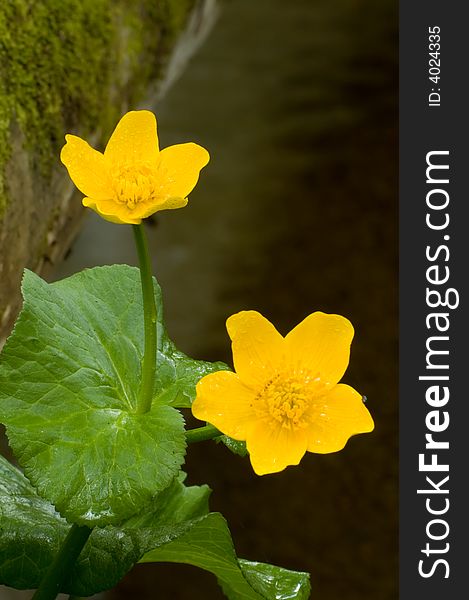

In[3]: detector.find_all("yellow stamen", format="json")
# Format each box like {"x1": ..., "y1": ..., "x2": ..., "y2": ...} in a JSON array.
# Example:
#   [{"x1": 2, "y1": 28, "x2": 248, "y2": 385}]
[
  {"x1": 257, "y1": 371, "x2": 323, "y2": 430},
  {"x1": 111, "y1": 164, "x2": 160, "y2": 209}
]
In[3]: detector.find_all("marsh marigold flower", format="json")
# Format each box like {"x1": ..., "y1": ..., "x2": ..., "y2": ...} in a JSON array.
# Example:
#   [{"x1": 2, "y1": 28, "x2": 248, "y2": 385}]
[
  {"x1": 60, "y1": 110, "x2": 209, "y2": 224},
  {"x1": 192, "y1": 311, "x2": 374, "y2": 475}
]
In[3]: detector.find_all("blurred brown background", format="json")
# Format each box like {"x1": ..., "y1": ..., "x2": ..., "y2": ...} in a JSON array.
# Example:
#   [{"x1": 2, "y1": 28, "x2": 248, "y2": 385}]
[{"x1": 53, "y1": 0, "x2": 397, "y2": 598}]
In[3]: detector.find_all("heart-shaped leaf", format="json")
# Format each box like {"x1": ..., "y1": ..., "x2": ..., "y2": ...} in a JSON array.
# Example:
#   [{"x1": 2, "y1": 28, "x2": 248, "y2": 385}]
[
  {"x1": 141, "y1": 512, "x2": 311, "y2": 599},
  {"x1": 0, "y1": 455, "x2": 209, "y2": 594},
  {"x1": 0, "y1": 455, "x2": 310, "y2": 598},
  {"x1": 0, "y1": 266, "x2": 222, "y2": 526}
]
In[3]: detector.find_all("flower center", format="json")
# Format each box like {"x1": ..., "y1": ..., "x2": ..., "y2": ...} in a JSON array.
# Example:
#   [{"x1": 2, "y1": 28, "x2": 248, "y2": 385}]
[
  {"x1": 111, "y1": 164, "x2": 160, "y2": 209},
  {"x1": 257, "y1": 372, "x2": 322, "y2": 430}
]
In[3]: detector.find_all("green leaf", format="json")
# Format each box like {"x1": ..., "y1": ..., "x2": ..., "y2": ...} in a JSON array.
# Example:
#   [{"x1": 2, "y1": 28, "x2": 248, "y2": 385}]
[
  {"x1": 156, "y1": 345, "x2": 228, "y2": 409},
  {"x1": 0, "y1": 456, "x2": 310, "y2": 598},
  {"x1": 0, "y1": 455, "x2": 209, "y2": 595},
  {"x1": 140, "y1": 512, "x2": 311, "y2": 600},
  {"x1": 71, "y1": 473, "x2": 211, "y2": 596},
  {"x1": 125, "y1": 471, "x2": 210, "y2": 529},
  {"x1": 0, "y1": 454, "x2": 70, "y2": 589},
  {"x1": 217, "y1": 435, "x2": 248, "y2": 457},
  {"x1": 238, "y1": 560, "x2": 311, "y2": 600},
  {"x1": 0, "y1": 266, "x2": 222, "y2": 526}
]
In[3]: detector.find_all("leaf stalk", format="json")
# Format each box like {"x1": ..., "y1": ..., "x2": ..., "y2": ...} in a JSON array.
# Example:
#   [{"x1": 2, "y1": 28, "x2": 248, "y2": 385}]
[
  {"x1": 186, "y1": 424, "x2": 221, "y2": 444},
  {"x1": 32, "y1": 523, "x2": 92, "y2": 600}
]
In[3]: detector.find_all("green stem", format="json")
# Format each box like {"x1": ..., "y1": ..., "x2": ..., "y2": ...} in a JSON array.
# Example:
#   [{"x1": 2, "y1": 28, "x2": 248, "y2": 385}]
[
  {"x1": 186, "y1": 424, "x2": 221, "y2": 444},
  {"x1": 133, "y1": 223, "x2": 157, "y2": 415},
  {"x1": 32, "y1": 524, "x2": 92, "y2": 600}
]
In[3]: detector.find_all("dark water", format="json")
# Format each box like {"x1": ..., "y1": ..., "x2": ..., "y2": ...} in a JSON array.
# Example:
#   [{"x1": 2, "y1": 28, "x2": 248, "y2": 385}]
[{"x1": 54, "y1": 0, "x2": 397, "y2": 598}]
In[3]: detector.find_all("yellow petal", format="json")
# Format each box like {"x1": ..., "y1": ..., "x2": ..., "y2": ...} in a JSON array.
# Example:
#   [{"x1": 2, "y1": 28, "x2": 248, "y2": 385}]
[
  {"x1": 305, "y1": 384, "x2": 374, "y2": 454},
  {"x1": 104, "y1": 110, "x2": 159, "y2": 167},
  {"x1": 60, "y1": 135, "x2": 112, "y2": 200},
  {"x1": 82, "y1": 198, "x2": 137, "y2": 225},
  {"x1": 247, "y1": 422, "x2": 308, "y2": 475},
  {"x1": 133, "y1": 195, "x2": 189, "y2": 219},
  {"x1": 192, "y1": 370, "x2": 257, "y2": 440},
  {"x1": 226, "y1": 311, "x2": 285, "y2": 387},
  {"x1": 285, "y1": 312, "x2": 354, "y2": 387},
  {"x1": 87, "y1": 194, "x2": 189, "y2": 225},
  {"x1": 156, "y1": 142, "x2": 210, "y2": 201}
]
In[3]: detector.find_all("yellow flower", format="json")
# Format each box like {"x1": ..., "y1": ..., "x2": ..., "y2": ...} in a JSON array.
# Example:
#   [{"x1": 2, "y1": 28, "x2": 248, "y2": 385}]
[
  {"x1": 60, "y1": 110, "x2": 209, "y2": 224},
  {"x1": 192, "y1": 311, "x2": 374, "y2": 475}
]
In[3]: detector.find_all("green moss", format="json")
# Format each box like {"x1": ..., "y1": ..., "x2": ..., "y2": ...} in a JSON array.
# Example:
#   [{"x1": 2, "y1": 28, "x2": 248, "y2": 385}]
[
  {"x1": 115, "y1": 0, "x2": 196, "y2": 110},
  {"x1": 0, "y1": 0, "x2": 195, "y2": 217}
]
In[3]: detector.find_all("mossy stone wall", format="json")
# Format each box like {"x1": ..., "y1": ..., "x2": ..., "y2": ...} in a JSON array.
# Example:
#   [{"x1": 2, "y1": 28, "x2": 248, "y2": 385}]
[{"x1": 0, "y1": 0, "x2": 198, "y2": 341}]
